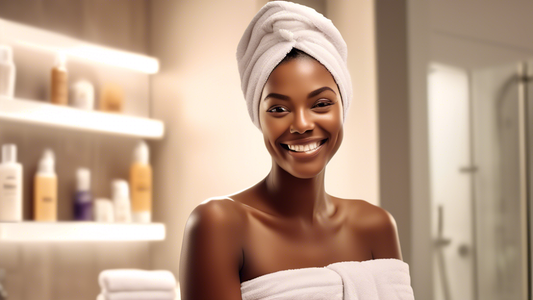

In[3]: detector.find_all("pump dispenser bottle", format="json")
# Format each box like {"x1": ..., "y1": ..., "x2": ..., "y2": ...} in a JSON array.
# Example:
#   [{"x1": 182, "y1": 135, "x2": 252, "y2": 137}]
[
  {"x1": 74, "y1": 168, "x2": 92, "y2": 220},
  {"x1": 34, "y1": 149, "x2": 58, "y2": 221},
  {"x1": 0, "y1": 45, "x2": 16, "y2": 98},
  {"x1": 0, "y1": 144, "x2": 23, "y2": 221},
  {"x1": 130, "y1": 141, "x2": 152, "y2": 223},
  {"x1": 51, "y1": 52, "x2": 68, "y2": 105}
]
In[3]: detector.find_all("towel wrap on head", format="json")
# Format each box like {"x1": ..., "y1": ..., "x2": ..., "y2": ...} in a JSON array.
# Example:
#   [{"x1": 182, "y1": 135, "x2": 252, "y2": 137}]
[{"x1": 236, "y1": 1, "x2": 352, "y2": 129}]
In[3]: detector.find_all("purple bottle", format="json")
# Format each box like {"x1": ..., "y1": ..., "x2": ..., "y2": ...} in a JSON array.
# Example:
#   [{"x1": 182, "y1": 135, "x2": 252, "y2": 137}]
[{"x1": 74, "y1": 168, "x2": 93, "y2": 220}]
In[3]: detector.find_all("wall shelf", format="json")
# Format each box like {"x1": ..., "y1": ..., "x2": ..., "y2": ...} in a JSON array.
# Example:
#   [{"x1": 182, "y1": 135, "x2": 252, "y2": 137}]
[
  {"x1": 0, "y1": 222, "x2": 165, "y2": 242},
  {"x1": 0, "y1": 97, "x2": 165, "y2": 139}
]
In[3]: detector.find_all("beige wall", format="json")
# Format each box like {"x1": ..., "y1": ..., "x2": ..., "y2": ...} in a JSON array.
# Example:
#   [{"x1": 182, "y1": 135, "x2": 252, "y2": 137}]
[
  {"x1": 429, "y1": 0, "x2": 533, "y2": 69},
  {"x1": 149, "y1": 0, "x2": 381, "y2": 279}
]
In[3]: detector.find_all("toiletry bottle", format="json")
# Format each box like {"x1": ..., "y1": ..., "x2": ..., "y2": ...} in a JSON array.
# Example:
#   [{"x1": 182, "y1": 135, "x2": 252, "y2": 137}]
[
  {"x1": 74, "y1": 168, "x2": 92, "y2": 221},
  {"x1": 99, "y1": 83, "x2": 124, "y2": 112},
  {"x1": 34, "y1": 149, "x2": 57, "y2": 221},
  {"x1": 130, "y1": 141, "x2": 152, "y2": 223},
  {"x1": 0, "y1": 45, "x2": 16, "y2": 98},
  {"x1": 94, "y1": 198, "x2": 114, "y2": 222},
  {"x1": 0, "y1": 144, "x2": 23, "y2": 221},
  {"x1": 51, "y1": 52, "x2": 68, "y2": 105},
  {"x1": 112, "y1": 179, "x2": 131, "y2": 223},
  {"x1": 71, "y1": 80, "x2": 95, "y2": 110}
]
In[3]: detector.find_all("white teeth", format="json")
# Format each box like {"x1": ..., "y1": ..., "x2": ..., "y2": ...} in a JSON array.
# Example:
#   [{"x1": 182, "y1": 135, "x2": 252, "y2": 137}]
[{"x1": 286, "y1": 141, "x2": 321, "y2": 152}]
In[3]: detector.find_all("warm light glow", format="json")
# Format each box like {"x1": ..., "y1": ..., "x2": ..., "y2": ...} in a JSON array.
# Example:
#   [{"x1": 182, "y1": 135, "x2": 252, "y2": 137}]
[
  {"x1": 16, "y1": 40, "x2": 159, "y2": 74},
  {"x1": 0, "y1": 222, "x2": 166, "y2": 242}
]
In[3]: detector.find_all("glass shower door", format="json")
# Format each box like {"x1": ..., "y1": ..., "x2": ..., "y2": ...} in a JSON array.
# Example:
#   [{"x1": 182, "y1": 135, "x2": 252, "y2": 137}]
[{"x1": 471, "y1": 62, "x2": 530, "y2": 300}]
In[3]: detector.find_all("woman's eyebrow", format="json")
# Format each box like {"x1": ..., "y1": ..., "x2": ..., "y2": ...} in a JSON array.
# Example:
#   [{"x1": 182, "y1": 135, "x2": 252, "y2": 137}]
[
  {"x1": 308, "y1": 86, "x2": 336, "y2": 98},
  {"x1": 264, "y1": 93, "x2": 291, "y2": 101}
]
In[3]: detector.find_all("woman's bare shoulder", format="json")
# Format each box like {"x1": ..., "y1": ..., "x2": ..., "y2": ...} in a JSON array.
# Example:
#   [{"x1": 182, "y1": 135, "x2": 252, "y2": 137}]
[
  {"x1": 186, "y1": 196, "x2": 249, "y2": 232},
  {"x1": 333, "y1": 197, "x2": 402, "y2": 259},
  {"x1": 336, "y1": 198, "x2": 395, "y2": 227}
]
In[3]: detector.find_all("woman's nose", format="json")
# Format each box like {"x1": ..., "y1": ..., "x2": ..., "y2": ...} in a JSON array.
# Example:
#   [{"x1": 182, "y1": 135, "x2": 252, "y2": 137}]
[{"x1": 290, "y1": 109, "x2": 314, "y2": 134}]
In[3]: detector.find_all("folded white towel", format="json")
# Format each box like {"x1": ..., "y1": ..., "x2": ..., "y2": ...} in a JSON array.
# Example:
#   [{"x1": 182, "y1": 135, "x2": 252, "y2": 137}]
[
  {"x1": 236, "y1": 1, "x2": 352, "y2": 129},
  {"x1": 97, "y1": 290, "x2": 176, "y2": 300},
  {"x1": 241, "y1": 258, "x2": 415, "y2": 300},
  {"x1": 98, "y1": 269, "x2": 176, "y2": 293}
]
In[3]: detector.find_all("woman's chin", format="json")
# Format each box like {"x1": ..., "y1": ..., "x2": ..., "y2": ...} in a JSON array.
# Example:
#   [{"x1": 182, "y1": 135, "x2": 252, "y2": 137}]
[{"x1": 280, "y1": 163, "x2": 326, "y2": 179}]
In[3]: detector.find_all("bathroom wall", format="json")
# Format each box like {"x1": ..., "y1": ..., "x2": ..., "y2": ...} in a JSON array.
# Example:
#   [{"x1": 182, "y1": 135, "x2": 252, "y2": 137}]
[{"x1": 0, "y1": 1, "x2": 154, "y2": 300}]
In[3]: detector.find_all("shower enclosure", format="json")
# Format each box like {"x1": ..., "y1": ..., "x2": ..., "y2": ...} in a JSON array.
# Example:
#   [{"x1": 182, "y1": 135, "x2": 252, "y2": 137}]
[{"x1": 429, "y1": 61, "x2": 532, "y2": 300}]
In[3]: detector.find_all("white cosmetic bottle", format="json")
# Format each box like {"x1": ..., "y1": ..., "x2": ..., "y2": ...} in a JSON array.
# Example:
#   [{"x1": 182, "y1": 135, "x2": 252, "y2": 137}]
[
  {"x1": 0, "y1": 144, "x2": 23, "y2": 221},
  {"x1": 0, "y1": 45, "x2": 16, "y2": 98},
  {"x1": 112, "y1": 179, "x2": 131, "y2": 223}
]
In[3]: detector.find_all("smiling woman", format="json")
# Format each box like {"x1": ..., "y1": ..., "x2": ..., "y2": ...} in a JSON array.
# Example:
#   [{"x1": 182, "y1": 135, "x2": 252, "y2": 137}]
[{"x1": 179, "y1": 2, "x2": 415, "y2": 300}]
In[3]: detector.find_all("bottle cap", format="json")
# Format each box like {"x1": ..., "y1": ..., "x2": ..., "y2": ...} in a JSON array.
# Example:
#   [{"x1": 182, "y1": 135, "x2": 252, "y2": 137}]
[
  {"x1": 38, "y1": 149, "x2": 55, "y2": 174},
  {"x1": 54, "y1": 52, "x2": 67, "y2": 69},
  {"x1": 1, "y1": 144, "x2": 17, "y2": 163},
  {"x1": 133, "y1": 141, "x2": 149, "y2": 165},
  {"x1": 76, "y1": 168, "x2": 91, "y2": 191},
  {"x1": 0, "y1": 45, "x2": 13, "y2": 64},
  {"x1": 112, "y1": 179, "x2": 129, "y2": 201}
]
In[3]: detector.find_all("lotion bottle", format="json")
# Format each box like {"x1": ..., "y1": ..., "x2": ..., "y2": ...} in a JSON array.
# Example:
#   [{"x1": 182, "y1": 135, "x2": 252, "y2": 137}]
[
  {"x1": 74, "y1": 168, "x2": 92, "y2": 221},
  {"x1": 112, "y1": 179, "x2": 131, "y2": 223},
  {"x1": 34, "y1": 149, "x2": 57, "y2": 221},
  {"x1": 0, "y1": 144, "x2": 23, "y2": 221},
  {"x1": 130, "y1": 141, "x2": 152, "y2": 223},
  {"x1": 51, "y1": 52, "x2": 68, "y2": 105},
  {"x1": 0, "y1": 45, "x2": 16, "y2": 98}
]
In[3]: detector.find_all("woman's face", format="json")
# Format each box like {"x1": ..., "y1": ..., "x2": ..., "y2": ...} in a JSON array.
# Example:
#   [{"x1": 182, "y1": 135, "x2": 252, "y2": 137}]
[{"x1": 259, "y1": 56, "x2": 343, "y2": 178}]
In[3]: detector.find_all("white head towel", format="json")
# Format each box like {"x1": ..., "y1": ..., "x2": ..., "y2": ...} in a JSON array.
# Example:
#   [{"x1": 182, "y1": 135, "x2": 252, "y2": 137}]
[{"x1": 236, "y1": 1, "x2": 352, "y2": 129}]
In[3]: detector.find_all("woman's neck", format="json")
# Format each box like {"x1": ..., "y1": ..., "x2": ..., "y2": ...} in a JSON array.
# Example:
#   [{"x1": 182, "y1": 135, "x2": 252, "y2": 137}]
[{"x1": 261, "y1": 162, "x2": 335, "y2": 222}]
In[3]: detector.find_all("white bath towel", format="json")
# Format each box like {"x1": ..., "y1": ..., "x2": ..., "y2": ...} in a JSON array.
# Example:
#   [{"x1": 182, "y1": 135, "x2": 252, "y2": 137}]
[
  {"x1": 98, "y1": 269, "x2": 176, "y2": 293},
  {"x1": 236, "y1": 1, "x2": 352, "y2": 129},
  {"x1": 241, "y1": 258, "x2": 415, "y2": 300},
  {"x1": 97, "y1": 290, "x2": 176, "y2": 300}
]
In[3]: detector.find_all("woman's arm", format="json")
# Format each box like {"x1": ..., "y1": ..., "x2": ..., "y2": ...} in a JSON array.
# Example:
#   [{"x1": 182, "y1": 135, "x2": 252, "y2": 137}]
[{"x1": 179, "y1": 199, "x2": 246, "y2": 300}]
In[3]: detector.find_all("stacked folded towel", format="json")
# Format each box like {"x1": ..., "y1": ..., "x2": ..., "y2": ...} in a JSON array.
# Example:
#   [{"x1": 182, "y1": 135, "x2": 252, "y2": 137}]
[{"x1": 98, "y1": 269, "x2": 177, "y2": 300}]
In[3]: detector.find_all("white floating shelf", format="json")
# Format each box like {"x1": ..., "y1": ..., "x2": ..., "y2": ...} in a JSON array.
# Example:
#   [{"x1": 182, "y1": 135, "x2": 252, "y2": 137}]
[
  {"x1": 0, "y1": 97, "x2": 165, "y2": 139},
  {"x1": 0, "y1": 18, "x2": 159, "y2": 74},
  {"x1": 0, "y1": 222, "x2": 165, "y2": 242}
]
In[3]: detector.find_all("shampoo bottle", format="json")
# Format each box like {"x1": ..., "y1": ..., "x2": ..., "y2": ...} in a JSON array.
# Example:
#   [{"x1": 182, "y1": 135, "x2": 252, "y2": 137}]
[
  {"x1": 0, "y1": 45, "x2": 16, "y2": 98},
  {"x1": 51, "y1": 52, "x2": 68, "y2": 105},
  {"x1": 0, "y1": 144, "x2": 23, "y2": 221},
  {"x1": 74, "y1": 168, "x2": 92, "y2": 221},
  {"x1": 112, "y1": 179, "x2": 131, "y2": 223},
  {"x1": 130, "y1": 141, "x2": 152, "y2": 223},
  {"x1": 34, "y1": 149, "x2": 57, "y2": 221}
]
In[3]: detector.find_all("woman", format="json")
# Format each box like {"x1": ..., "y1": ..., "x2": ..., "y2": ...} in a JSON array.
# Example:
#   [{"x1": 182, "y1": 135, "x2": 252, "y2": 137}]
[{"x1": 179, "y1": 2, "x2": 414, "y2": 299}]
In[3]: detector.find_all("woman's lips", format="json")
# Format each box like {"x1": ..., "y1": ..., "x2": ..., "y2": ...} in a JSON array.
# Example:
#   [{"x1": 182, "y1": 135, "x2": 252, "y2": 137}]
[{"x1": 280, "y1": 138, "x2": 328, "y2": 157}]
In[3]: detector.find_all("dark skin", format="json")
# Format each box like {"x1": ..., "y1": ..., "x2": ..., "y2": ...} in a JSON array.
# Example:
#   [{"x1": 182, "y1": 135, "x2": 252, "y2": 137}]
[{"x1": 179, "y1": 56, "x2": 403, "y2": 300}]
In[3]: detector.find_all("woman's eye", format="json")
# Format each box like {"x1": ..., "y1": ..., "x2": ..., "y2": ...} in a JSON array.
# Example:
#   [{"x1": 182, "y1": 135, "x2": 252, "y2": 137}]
[
  {"x1": 313, "y1": 100, "x2": 334, "y2": 109},
  {"x1": 268, "y1": 106, "x2": 288, "y2": 113}
]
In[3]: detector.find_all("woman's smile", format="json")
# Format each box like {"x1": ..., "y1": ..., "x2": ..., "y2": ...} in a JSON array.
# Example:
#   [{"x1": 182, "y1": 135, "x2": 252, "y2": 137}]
[{"x1": 280, "y1": 138, "x2": 328, "y2": 157}]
